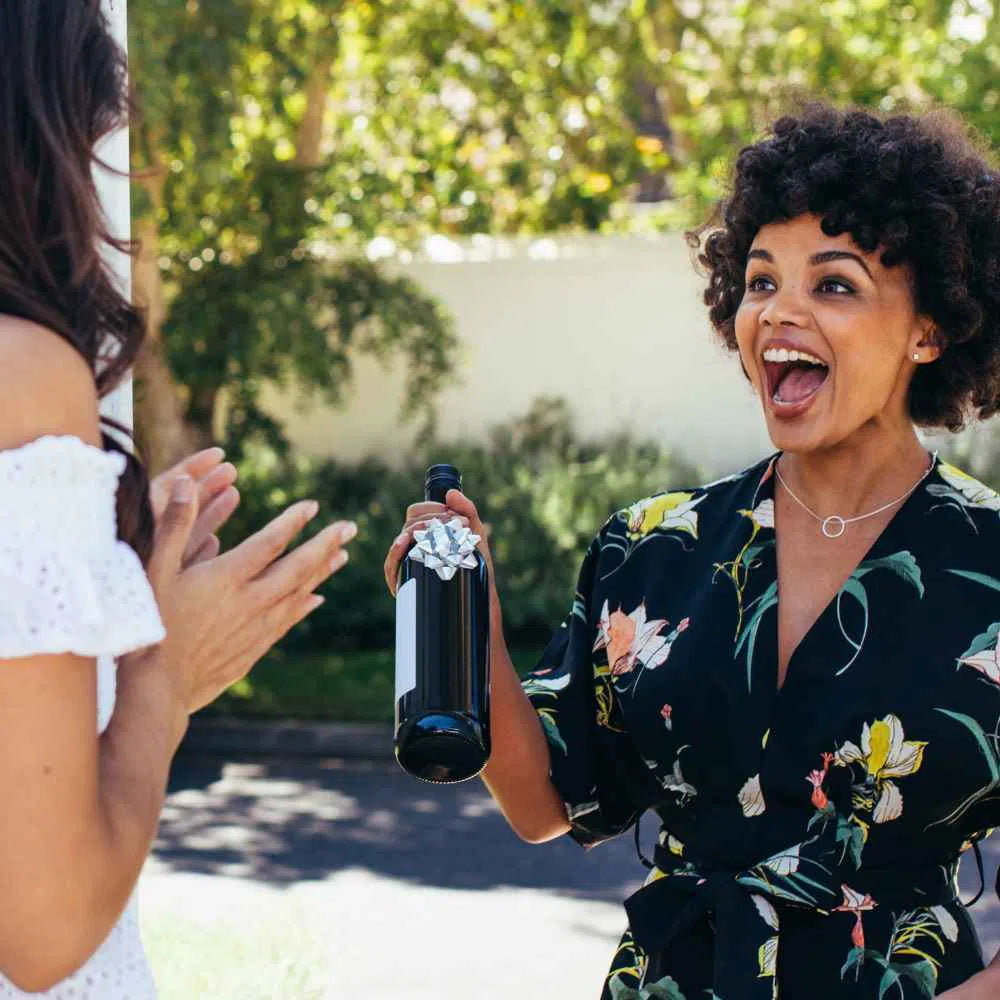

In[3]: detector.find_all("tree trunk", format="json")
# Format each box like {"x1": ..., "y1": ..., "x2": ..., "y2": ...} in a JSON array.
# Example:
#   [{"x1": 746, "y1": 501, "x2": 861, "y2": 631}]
[
  {"x1": 296, "y1": 57, "x2": 334, "y2": 166},
  {"x1": 131, "y1": 152, "x2": 203, "y2": 472}
]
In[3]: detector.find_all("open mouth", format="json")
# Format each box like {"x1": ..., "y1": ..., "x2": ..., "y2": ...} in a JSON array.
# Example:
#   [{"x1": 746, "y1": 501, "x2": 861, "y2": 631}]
[{"x1": 762, "y1": 346, "x2": 830, "y2": 408}]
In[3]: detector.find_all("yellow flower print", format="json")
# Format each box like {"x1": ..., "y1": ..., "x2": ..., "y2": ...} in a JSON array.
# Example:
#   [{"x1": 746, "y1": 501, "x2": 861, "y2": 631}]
[
  {"x1": 623, "y1": 492, "x2": 706, "y2": 540},
  {"x1": 752, "y1": 893, "x2": 780, "y2": 978},
  {"x1": 937, "y1": 463, "x2": 1000, "y2": 512},
  {"x1": 758, "y1": 936, "x2": 778, "y2": 979},
  {"x1": 834, "y1": 714, "x2": 927, "y2": 823}
]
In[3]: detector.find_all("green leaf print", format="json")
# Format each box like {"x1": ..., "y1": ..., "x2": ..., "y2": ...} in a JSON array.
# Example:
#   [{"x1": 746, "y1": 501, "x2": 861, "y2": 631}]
[
  {"x1": 834, "y1": 577, "x2": 870, "y2": 674},
  {"x1": 927, "y1": 708, "x2": 1000, "y2": 827},
  {"x1": 608, "y1": 972, "x2": 688, "y2": 1000},
  {"x1": 833, "y1": 553, "x2": 925, "y2": 676},
  {"x1": 855, "y1": 552, "x2": 925, "y2": 597},
  {"x1": 641, "y1": 976, "x2": 687, "y2": 1000},
  {"x1": 934, "y1": 709, "x2": 999, "y2": 782},
  {"x1": 734, "y1": 581, "x2": 778, "y2": 691},
  {"x1": 877, "y1": 966, "x2": 902, "y2": 1000},
  {"x1": 947, "y1": 569, "x2": 1000, "y2": 594},
  {"x1": 834, "y1": 814, "x2": 865, "y2": 869},
  {"x1": 538, "y1": 712, "x2": 568, "y2": 755},
  {"x1": 898, "y1": 959, "x2": 937, "y2": 999},
  {"x1": 960, "y1": 623, "x2": 1000, "y2": 662},
  {"x1": 609, "y1": 974, "x2": 638, "y2": 1000},
  {"x1": 839, "y1": 945, "x2": 865, "y2": 981}
]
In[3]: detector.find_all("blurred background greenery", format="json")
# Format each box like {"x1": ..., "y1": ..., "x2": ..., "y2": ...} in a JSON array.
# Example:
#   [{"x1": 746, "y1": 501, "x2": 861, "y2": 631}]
[{"x1": 126, "y1": 0, "x2": 1000, "y2": 721}]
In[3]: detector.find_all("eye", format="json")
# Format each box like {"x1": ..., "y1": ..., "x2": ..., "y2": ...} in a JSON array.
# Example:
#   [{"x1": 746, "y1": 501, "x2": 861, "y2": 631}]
[
  {"x1": 746, "y1": 274, "x2": 775, "y2": 293},
  {"x1": 817, "y1": 276, "x2": 855, "y2": 295}
]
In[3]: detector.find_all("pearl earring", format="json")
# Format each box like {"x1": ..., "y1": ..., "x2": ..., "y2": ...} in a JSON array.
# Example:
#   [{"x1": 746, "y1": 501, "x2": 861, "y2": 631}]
[{"x1": 912, "y1": 353, "x2": 920, "y2": 362}]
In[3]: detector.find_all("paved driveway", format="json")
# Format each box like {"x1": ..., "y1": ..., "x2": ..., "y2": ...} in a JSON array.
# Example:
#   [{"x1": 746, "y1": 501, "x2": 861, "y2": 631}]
[{"x1": 141, "y1": 755, "x2": 1000, "y2": 999}]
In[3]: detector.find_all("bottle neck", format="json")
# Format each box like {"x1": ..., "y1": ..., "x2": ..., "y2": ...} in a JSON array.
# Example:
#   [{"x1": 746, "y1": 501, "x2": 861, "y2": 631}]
[{"x1": 425, "y1": 479, "x2": 460, "y2": 503}]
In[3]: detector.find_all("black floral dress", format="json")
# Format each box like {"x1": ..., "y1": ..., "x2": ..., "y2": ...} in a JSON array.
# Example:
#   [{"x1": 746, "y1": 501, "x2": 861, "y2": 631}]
[{"x1": 522, "y1": 454, "x2": 1000, "y2": 999}]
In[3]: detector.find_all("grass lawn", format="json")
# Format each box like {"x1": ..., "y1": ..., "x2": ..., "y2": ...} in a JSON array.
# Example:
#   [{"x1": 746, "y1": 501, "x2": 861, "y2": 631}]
[{"x1": 206, "y1": 647, "x2": 544, "y2": 722}]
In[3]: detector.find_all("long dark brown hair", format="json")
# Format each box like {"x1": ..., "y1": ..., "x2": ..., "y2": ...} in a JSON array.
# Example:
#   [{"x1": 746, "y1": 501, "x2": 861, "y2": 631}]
[{"x1": 0, "y1": 0, "x2": 154, "y2": 563}]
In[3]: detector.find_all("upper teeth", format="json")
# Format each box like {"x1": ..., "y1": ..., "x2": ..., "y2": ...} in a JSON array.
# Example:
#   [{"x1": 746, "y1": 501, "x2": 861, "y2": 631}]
[{"x1": 762, "y1": 347, "x2": 826, "y2": 366}]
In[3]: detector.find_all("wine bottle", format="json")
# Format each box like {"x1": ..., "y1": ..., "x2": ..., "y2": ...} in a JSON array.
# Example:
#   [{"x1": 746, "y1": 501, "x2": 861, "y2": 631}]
[{"x1": 394, "y1": 464, "x2": 491, "y2": 783}]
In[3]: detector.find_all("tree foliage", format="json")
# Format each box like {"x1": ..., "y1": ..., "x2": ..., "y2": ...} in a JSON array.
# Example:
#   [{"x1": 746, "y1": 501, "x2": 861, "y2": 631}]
[{"x1": 128, "y1": 0, "x2": 1000, "y2": 463}]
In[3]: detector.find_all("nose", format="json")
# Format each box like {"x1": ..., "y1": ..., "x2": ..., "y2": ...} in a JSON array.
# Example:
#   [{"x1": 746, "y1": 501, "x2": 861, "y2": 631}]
[{"x1": 759, "y1": 282, "x2": 810, "y2": 329}]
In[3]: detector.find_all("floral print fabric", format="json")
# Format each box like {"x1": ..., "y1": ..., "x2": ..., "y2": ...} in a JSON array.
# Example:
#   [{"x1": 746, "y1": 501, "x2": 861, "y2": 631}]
[{"x1": 523, "y1": 455, "x2": 1000, "y2": 999}]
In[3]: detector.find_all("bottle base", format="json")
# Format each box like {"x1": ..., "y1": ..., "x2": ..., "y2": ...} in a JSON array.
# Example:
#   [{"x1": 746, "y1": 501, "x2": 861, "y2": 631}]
[{"x1": 395, "y1": 712, "x2": 490, "y2": 784}]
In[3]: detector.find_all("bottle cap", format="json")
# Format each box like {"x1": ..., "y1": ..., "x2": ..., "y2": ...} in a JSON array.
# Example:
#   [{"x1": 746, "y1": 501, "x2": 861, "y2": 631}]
[{"x1": 425, "y1": 464, "x2": 462, "y2": 503}]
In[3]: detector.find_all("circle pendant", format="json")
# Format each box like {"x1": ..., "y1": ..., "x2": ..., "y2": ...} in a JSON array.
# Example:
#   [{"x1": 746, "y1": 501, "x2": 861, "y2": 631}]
[{"x1": 822, "y1": 516, "x2": 846, "y2": 539}]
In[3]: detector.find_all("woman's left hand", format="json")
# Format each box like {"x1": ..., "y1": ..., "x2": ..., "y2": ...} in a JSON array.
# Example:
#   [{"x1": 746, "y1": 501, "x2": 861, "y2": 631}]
[
  {"x1": 149, "y1": 447, "x2": 240, "y2": 568},
  {"x1": 937, "y1": 968, "x2": 1000, "y2": 998}
]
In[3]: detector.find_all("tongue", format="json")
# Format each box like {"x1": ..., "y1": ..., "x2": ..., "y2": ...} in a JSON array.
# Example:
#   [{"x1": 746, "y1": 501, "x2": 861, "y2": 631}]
[{"x1": 776, "y1": 366, "x2": 827, "y2": 403}]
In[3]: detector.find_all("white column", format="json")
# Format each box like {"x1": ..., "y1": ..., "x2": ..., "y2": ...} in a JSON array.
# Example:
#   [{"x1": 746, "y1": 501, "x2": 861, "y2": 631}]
[{"x1": 94, "y1": 0, "x2": 133, "y2": 436}]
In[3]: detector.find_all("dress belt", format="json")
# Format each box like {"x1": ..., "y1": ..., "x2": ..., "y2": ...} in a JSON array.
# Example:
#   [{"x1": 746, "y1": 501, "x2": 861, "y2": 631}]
[{"x1": 623, "y1": 844, "x2": 957, "y2": 1000}]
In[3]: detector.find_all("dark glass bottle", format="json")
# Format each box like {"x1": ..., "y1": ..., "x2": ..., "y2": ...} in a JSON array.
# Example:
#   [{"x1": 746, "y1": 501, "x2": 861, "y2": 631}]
[{"x1": 394, "y1": 464, "x2": 491, "y2": 783}]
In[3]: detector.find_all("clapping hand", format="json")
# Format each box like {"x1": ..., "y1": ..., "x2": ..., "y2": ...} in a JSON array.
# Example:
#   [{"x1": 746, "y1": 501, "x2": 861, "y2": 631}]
[
  {"x1": 148, "y1": 447, "x2": 241, "y2": 567},
  {"x1": 134, "y1": 445, "x2": 357, "y2": 715}
]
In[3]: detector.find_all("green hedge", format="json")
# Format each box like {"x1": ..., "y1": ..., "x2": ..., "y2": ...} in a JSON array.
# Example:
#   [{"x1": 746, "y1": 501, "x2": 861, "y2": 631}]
[
  {"x1": 208, "y1": 402, "x2": 1000, "y2": 721},
  {"x1": 209, "y1": 398, "x2": 700, "y2": 719}
]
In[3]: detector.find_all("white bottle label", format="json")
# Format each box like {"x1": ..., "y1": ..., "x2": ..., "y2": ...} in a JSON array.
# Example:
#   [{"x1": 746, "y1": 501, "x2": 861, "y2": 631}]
[{"x1": 395, "y1": 578, "x2": 417, "y2": 702}]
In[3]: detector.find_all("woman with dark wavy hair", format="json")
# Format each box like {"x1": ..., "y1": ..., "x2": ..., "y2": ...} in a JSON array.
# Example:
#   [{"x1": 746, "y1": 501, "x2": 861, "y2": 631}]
[
  {"x1": 0, "y1": 2, "x2": 356, "y2": 994},
  {"x1": 387, "y1": 104, "x2": 1000, "y2": 998}
]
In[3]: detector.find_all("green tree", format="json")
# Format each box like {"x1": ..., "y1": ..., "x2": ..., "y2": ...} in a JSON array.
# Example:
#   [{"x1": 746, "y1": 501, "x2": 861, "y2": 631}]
[
  {"x1": 128, "y1": 0, "x2": 1000, "y2": 468},
  {"x1": 128, "y1": 0, "x2": 459, "y2": 468}
]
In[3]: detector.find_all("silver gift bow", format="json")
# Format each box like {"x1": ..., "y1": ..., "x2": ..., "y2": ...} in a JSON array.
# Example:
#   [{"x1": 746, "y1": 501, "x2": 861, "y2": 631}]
[{"x1": 408, "y1": 517, "x2": 481, "y2": 581}]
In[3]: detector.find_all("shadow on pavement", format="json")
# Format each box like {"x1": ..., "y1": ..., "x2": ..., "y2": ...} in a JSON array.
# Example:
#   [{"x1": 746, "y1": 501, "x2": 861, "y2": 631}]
[
  {"x1": 157, "y1": 752, "x2": 1000, "y2": 952},
  {"x1": 158, "y1": 753, "x2": 644, "y2": 903}
]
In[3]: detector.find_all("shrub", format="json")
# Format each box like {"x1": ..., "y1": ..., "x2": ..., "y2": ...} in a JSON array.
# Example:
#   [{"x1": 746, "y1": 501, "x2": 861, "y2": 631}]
[{"x1": 218, "y1": 397, "x2": 701, "y2": 655}]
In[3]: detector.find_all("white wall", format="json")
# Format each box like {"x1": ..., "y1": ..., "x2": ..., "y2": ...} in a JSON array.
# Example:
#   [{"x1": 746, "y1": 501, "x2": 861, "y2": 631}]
[{"x1": 259, "y1": 234, "x2": 775, "y2": 477}]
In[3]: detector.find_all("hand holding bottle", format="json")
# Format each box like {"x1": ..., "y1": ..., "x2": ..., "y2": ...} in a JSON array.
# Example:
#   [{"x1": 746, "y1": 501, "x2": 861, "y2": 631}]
[{"x1": 384, "y1": 488, "x2": 501, "y2": 626}]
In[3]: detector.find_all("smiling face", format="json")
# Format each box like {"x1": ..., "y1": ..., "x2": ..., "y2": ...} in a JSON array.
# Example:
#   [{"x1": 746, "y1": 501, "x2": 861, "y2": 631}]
[{"x1": 735, "y1": 214, "x2": 938, "y2": 455}]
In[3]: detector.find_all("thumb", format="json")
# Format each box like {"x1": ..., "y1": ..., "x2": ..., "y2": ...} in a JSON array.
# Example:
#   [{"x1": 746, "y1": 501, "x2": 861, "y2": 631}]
[
  {"x1": 444, "y1": 489, "x2": 483, "y2": 529},
  {"x1": 149, "y1": 475, "x2": 199, "y2": 581}
]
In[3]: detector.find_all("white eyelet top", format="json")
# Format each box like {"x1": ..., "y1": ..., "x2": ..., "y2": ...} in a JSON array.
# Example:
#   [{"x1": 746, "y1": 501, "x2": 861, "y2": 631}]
[{"x1": 0, "y1": 436, "x2": 166, "y2": 998}]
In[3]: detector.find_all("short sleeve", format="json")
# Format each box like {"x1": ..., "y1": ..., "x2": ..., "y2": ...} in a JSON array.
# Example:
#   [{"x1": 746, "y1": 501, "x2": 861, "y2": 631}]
[
  {"x1": 0, "y1": 435, "x2": 166, "y2": 660},
  {"x1": 521, "y1": 531, "x2": 658, "y2": 848}
]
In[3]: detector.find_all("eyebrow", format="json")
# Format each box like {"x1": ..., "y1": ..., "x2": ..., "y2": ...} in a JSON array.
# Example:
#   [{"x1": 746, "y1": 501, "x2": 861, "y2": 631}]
[{"x1": 747, "y1": 248, "x2": 874, "y2": 280}]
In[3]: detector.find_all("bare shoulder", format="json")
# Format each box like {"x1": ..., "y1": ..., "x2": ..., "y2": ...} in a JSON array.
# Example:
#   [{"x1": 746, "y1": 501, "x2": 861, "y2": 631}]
[{"x1": 0, "y1": 314, "x2": 101, "y2": 449}]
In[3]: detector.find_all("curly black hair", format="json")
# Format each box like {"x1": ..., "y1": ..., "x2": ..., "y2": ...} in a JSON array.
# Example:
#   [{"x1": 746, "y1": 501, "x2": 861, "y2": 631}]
[{"x1": 689, "y1": 102, "x2": 1000, "y2": 431}]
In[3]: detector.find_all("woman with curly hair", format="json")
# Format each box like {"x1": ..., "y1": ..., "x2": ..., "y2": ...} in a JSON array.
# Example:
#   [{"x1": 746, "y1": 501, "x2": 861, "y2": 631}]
[
  {"x1": 0, "y1": 2, "x2": 356, "y2": 995},
  {"x1": 386, "y1": 103, "x2": 1000, "y2": 998}
]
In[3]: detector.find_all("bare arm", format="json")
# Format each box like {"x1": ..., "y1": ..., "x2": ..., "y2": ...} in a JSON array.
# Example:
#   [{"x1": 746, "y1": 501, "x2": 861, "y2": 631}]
[
  {"x1": 0, "y1": 318, "x2": 355, "y2": 988},
  {"x1": 384, "y1": 490, "x2": 569, "y2": 844},
  {"x1": 480, "y1": 609, "x2": 570, "y2": 843},
  {"x1": 0, "y1": 320, "x2": 180, "y2": 988}
]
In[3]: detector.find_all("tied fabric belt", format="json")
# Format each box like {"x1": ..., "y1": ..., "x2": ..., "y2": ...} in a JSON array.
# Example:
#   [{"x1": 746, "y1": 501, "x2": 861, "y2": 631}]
[{"x1": 623, "y1": 844, "x2": 957, "y2": 1000}]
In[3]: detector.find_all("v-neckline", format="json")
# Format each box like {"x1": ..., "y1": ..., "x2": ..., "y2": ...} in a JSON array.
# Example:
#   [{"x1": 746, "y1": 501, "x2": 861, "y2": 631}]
[{"x1": 751, "y1": 451, "x2": 939, "y2": 696}]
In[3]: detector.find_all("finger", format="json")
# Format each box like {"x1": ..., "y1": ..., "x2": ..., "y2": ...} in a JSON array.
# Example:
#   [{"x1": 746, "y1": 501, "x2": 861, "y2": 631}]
[
  {"x1": 195, "y1": 461, "x2": 238, "y2": 509},
  {"x1": 384, "y1": 524, "x2": 424, "y2": 595},
  {"x1": 147, "y1": 476, "x2": 200, "y2": 583},
  {"x1": 405, "y1": 501, "x2": 449, "y2": 521},
  {"x1": 185, "y1": 485, "x2": 240, "y2": 558},
  {"x1": 184, "y1": 533, "x2": 220, "y2": 569},
  {"x1": 150, "y1": 448, "x2": 226, "y2": 518},
  {"x1": 221, "y1": 499, "x2": 322, "y2": 581},
  {"x1": 217, "y1": 589, "x2": 328, "y2": 696},
  {"x1": 444, "y1": 489, "x2": 482, "y2": 526},
  {"x1": 251, "y1": 520, "x2": 357, "y2": 605},
  {"x1": 402, "y1": 515, "x2": 470, "y2": 534},
  {"x1": 383, "y1": 514, "x2": 474, "y2": 595}
]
